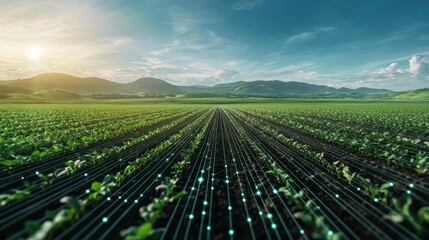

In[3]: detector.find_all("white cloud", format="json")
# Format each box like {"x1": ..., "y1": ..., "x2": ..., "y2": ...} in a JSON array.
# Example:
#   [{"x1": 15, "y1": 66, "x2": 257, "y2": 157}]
[
  {"x1": 377, "y1": 62, "x2": 406, "y2": 76},
  {"x1": 232, "y1": 0, "x2": 263, "y2": 11},
  {"x1": 109, "y1": 36, "x2": 133, "y2": 48},
  {"x1": 286, "y1": 27, "x2": 335, "y2": 44},
  {"x1": 202, "y1": 69, "x2": 239, "y2": 85},
  {"x1": 408, "y1": 55, "x2": 429, "y2": 79}
]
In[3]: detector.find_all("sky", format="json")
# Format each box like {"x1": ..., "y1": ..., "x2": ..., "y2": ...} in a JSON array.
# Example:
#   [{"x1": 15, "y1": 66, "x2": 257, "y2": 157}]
[{"x1": 1, "y1": 0, "x2": 429, "y2": 90}]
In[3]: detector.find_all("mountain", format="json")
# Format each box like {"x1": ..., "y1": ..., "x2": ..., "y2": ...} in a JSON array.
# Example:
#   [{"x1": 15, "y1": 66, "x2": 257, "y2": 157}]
[
  {"x1": 185, "y1": 80, "x2": 391, "y2": 96},
  {"x1": 0, "y1": 73, "x2": 123, "y2": 94},
  {"x1": 0, "y1": 73, "x2": 393, "y2": 97},
  {"x1": 0, "y1": 73, "x2": 181, "y2": 95},
  {"x1": 125, "y1": 77, "x2": 181, "y2": 94}
]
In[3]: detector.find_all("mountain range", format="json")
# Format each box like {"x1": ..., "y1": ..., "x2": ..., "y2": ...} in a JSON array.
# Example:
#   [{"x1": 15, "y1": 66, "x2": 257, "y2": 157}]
[{"x1": 0, "y1": 73, "x2": 394, "y2": 98}]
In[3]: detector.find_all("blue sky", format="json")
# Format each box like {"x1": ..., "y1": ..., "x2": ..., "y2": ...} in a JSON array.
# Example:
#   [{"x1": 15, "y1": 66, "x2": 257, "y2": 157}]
[{"x1": 1, "y1": 0, "x2": 429, "y2": 90}]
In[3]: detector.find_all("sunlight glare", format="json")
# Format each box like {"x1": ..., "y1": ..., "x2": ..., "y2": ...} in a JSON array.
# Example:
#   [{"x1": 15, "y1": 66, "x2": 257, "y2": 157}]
[{"x1": 27, "y1": 45, "x2": 43, "y2": 61}]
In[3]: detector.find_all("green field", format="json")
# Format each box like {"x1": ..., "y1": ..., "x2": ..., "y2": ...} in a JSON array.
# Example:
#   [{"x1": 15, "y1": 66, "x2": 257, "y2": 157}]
[{"x1": 0, "y1": 99, "x2": 428, "y2": 239}]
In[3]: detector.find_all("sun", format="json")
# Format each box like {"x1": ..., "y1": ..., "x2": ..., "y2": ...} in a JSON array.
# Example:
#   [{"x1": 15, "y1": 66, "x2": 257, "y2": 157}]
[{"x1": 27, "y1": 45, "x2": 43, "y2": 61}]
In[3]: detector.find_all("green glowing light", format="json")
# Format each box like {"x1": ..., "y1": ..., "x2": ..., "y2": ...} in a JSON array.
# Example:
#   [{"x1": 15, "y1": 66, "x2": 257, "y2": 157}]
[
  {"x1": 247, "y1": 217, "x2": 251, "y2": 222},
  {"x1": 207, "y1": 226, "x2": 211, "y2": 231},
  {"x1": 328, "y1": 230, "x2": 333, "y2": 236},
  {"x1": 102, "y1": 217, "x2": 108, "y2": 223},
  {"x1": 300, "y1": 229, "x2": 305, "y2": 234},
  {"x1": 271, "y1": 223, "x2": 277, "y2": 229},
  {"x1": 229, "y1": 229, "x2": 234, "y2": 235},
  {"x1": 267, "y1": 213, "x2": 272, "y2": 219},
  {"x1": 189, "y1": 214, "x2": 194, "y2": 219},
  {"x1": 409, "y1": 183, "x2": 414, "y2": 188}
]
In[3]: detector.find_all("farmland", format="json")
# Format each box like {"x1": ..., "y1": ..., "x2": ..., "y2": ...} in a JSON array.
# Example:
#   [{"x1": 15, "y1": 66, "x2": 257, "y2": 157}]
[{"x1": 0, "y1": 100, "x2": 428, "y2": 239}]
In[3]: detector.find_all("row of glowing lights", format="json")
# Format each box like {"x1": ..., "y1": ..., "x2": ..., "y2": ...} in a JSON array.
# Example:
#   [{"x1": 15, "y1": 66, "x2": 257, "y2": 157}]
[{"x1": 29, "y1": 170, "x2": 416, "y2": 235}]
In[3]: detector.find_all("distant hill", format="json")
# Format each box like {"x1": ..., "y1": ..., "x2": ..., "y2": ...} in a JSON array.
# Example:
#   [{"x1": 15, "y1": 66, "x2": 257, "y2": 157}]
[
  {"x1": 196, "y1": 80, "x2": 391, "y2": 96},
  {"x1": 125, "y1": 77, "x2": 181, "y2": 94},
  {"x1": 387, "y1": 88, "x2": 429, "y2": 100},
  {"x1": 0, "y1": 73, "x2": 123, "y2": 94},
  {"x1": 0, "y1": 72, "x2": 394, "y2": 98},
  {"x1": 0, "y1": 89, "x2": 84, "y2": 101},
  {"x1": 0, "y1": 73, "x2": 182, "y2": 95}
]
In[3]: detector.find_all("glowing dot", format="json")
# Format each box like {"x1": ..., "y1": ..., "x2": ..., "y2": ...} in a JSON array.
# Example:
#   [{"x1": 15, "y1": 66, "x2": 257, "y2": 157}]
[
  {"x1": 357, "y1": 187, "x2": 361, "y2": 191},
  {"x1": 36, "y1": 171, "x2": 39, "y2": 175},
  {"x1": 191, "y1": 187, "x2": 195, "y2": 191},
  {"x1": 201, "y1": 170, "x2": 205, "y2": 173},
  {"x1": 84, "y1": 173, "x2": 88, "y2": 177},
  {"x1": 335, "y1": 194, "x2": 339, "y2": 198},
  {"x1": 134, "y1": 199, "x2": 138, "y2": 203},
  {"x1": 229, "y1": 229, "x2": 234, "y2": 235},
  {"x1": 242, "y1": 198, "x2": 246, "y2": 202},
  {"x1": 226, "y1": 180, "x2": 229, "y2": 184},
  {"x1": 207, "y1": 226, "x2": 211, "y2": 231},
  {"x1": 225, "y1": 165, "x2": 227, "y2": 168},
  {"x1": 119, "y1": 196, "x2": 122, "y2": 199},
  {"x1": 189, "y1": 214, "x2": 194, "y2": 219},
  {"x1": 198, "y1": 177, "x2": 204, "y2": 182},
  {"x1": 374, "y1": 198, "x2": 379, "y2": 202},
  {"x1": 389, "y1": 182, "x2": 394, "y2": 187},
  {"x1": 102, "y1": 217, "x2": 108, "y2": 223},
  {"x1": 212, "y1": 178, "x2": 214, "y2": 181},
  {"x1": 328, "y1": 230, "x2": 333, "y2": 236},
  {"x1": 300, "y1": 229, "x2": 305, "y2": 234},
  {"x1": 267, "y1": 213, "x2": 272, "y2": 218},
  {"x1": 85, "y1": 189, "x2": 90, "y2": 194},
  {"x1": 406, "y1": 190, "x2": 411, "y2": 194},
  {"x1": 21, "y1": 177, "x2": 24, "y2": 180},
  {"x1": 204, "y1": 201, "x2": 208, "y2": 205},
  {"x1": 409, "y1": 183, "x2": 414, "y2": 188},
  {"x1": 107, "y1": 197, "x2": 111, "y2": 201},
  {"x1": 259, "y1": 211, "x2": 263, "y2": 216},
  {"x1": 228, "y1": 206, "x2": 232, "y2": 210},
  {"x1": 247, "y1": 217, "x2": 251, "y2": 222},
  {"x1": 256, "y1": 191, "x2": 261, "y2": 195},
  {"x1": 236, "y1": 171, "x2": 239, "y2": 174},
  {"x1": 211, "y1": 187, "x2": 214, "y2": 190},
  {"x1": 271, "y1": 223, "x2": 277, "y2": 229},
  {"x1": 124, "y1": 199, "x2": 128, "y2": 203},
  {"x1": 158, "y1": 174, "x2": 162, "y2": 178},
  {"x1": 140, "y1": 194, "x2": 143, "y2": 197},
  {"x1": 202, "y1": 211, "x2": 206, "y2": 215},
  {"x1": 273, "y1": 189, "x2": 278, "y2": 194}
]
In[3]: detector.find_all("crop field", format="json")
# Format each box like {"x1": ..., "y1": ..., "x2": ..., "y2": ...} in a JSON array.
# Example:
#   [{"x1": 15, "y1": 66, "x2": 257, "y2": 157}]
[{"x1": 0, "y1": 101, "x2": 428, "y2": 239}]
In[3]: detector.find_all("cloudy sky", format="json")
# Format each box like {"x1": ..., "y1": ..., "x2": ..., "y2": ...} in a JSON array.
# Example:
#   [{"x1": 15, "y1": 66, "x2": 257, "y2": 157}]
[{"x1": 1, "y1": 0, "x2": 429, "y2": 90}]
